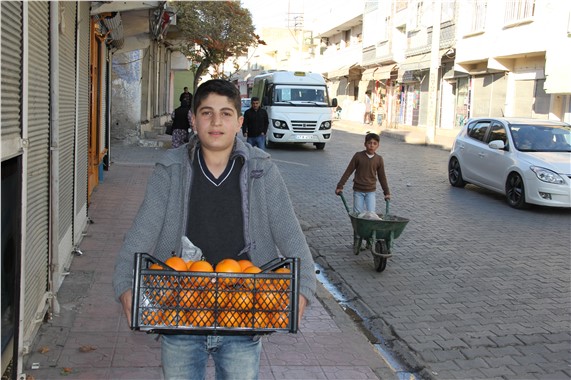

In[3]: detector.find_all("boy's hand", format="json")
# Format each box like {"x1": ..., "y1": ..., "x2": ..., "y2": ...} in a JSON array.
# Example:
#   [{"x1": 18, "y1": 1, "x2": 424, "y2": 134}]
[
  {"x1": 335, "y1": 188, "x2": 343, "y2": 195},
  {"x1": 384, "y1": 194, "x2": 391, "y2": 200},
  {"x1": 119, "y1": 290, "x2": 133, "y2": 328}
]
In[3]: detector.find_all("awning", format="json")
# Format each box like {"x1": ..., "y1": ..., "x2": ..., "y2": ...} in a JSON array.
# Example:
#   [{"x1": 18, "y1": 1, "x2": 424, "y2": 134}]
[
  {"x1": 361, "y1": 68, "x2": 377, "y2": 81},
  {"x1": 399, "y1": 53, "x2": 432, "y2": 72},
  {"x1": 374, "y1": 65, "x2": 397, "y2": 80},
  {"x1": 327, "y1": 62, "x2": 360, "y2": 79}
]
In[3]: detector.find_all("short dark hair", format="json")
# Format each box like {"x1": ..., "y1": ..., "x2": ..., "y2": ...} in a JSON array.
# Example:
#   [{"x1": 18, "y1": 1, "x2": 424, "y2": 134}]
[
  {"x1": 192, "y1": 79, "x2": 241, "y2": 116},
  {"x1": 365, "y1": 132, "x2": 380, "y2": 143},
  {"x1": 251, "y1": 97, "x2": 260, "y2": 102}
]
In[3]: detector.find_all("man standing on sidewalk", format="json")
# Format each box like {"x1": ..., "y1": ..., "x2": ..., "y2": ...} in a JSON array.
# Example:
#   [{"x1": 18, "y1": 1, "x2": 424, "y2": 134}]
[{"x1": 242, "y1": 96, "x2": 269, "y2": 149}]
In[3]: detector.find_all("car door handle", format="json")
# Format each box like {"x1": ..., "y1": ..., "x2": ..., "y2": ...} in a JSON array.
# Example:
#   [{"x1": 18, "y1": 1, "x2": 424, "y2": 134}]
[{"x1": 478, "y1": 152, "x2": 486, "y2": 157}]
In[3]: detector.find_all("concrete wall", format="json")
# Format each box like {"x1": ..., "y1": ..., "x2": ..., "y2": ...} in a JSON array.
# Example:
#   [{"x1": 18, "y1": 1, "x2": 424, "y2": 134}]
[{"x1": 111, "y1": 49, "x2": 143, "y2": 144}]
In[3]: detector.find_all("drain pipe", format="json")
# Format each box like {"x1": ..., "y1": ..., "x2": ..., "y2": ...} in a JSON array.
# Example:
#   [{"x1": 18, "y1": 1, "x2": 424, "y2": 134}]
[{"x1": 48, "y1": 0, "x2": 61, "y2": 316}]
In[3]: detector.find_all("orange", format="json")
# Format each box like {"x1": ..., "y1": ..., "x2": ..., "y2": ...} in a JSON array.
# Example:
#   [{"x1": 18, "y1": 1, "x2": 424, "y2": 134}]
[
  {"x1": 215, "y1": 289, "x2": 233, "y2": 309},
  {"x1": 232, "y1": 290, "x2": 254, "y2": 311},
  {"x1": 217, "y1": 310, "x2": 251, "y2": 328},
  {"x1": 215, "y1": 259, "x2": 242, "y2": 287},
  {"x1": 149, "y1": 263, "x2": 163, "y2": 270},
  {"x1": 272, "y1": 311, "x2": 289, "y2": 329},
  {"x1": 243, "y1": 265, "x2": 261, "y2": 274},
  {"x1": 273, "y1": 267, "x2": 291, "y2": 290},
  {"x1": 163, "y1": 309, "x2": 187, "y2": 326},
  {"x1": 241, "y1": 265, "x2": 262, "y2": 289},
  {"x1": 188, "y1": 260, "x2": 215, "y2": 287},
  {"x1": 253, "y1": 311, "x2": 272, "y2": 328},
  {"x1": 188, "y1": 309, "x2": 215, "y2": 327},
  {"x1": 185, "y1": 260, "x2": 195, "y2": 270},
  {"x1": 178, "y1": 289, "x2": 202, "y2": 308},
  {"x1": 215, "y1": 258, "x2": 242, "y2": 273},
  {"x1": 237, "y1": 259, "x2": 254, "y2": 272},
  {"x1": 164, "y1": 256, "x2": 188, "y2": 271},
  {"x1": 141, "y1": 309, "x2": 164, "y2": 326},
  {"x1": 255, "y1": 285, "x2": 288, "y2": 311},
  {"x1": 188, "y1": 260, "x2": 214, "y2": 273}
]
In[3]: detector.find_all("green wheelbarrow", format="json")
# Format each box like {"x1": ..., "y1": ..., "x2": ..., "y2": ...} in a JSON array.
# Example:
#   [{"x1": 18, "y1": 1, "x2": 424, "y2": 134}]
[{"x1": 338, "y1": 192, "x2": 409, "y2": 272}]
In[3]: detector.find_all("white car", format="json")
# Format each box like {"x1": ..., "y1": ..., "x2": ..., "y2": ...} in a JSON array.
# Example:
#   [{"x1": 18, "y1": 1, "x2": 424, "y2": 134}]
[{"x1": 448, "y1": 117, "x2": 571, "y2": 209}]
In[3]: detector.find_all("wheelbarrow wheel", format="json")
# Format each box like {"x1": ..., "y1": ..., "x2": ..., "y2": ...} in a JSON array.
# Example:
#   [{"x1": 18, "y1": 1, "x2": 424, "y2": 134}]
[{"x1": 373, "y1": 240, "x2": 389, "y2": 272}]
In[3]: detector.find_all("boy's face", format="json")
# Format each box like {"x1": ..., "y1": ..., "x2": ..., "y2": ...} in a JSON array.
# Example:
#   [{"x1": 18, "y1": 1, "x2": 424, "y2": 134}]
[
  {"x1": 364, "y1": 139, "x2": 379, "y2": 154},
  {"x1": 192, "y1": 93, "x2": 243, "y2": 153}
]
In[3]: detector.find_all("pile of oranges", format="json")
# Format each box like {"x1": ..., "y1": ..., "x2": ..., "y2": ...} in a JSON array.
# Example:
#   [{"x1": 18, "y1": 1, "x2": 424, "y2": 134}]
[{"x1": 140, "y1": 257, "x2": 292, "y2": 330}]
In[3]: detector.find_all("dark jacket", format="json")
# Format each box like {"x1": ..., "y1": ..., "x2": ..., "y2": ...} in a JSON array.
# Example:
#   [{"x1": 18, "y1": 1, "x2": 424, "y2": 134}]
[
  {"x1": 172, "y1": 105, "x2": 191, "y2": 131},
  {"x1": 242, "y1": 107, "x2": 269, "y2": 137}
]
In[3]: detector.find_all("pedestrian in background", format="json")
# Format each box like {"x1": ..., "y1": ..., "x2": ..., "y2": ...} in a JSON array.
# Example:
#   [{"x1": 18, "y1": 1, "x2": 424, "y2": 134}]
[
  {"x1": 335, "y1": 132, "x2": 391, "y2": 213},
  {"x1": 171, "y1": 99, "x2": 191, "y2": 148},
  {"x1": 180, "y1": 86, "x2": 193, "y2": 105},
  {"x1": 113, "y1": 79, "x2": 316, "y2": 380},
  {"x1": 242, "y1": 96, "x2": 269, "y2": 150},
  {"x1": 363, "y1": 90, "x2": 373, "y2": 125}
]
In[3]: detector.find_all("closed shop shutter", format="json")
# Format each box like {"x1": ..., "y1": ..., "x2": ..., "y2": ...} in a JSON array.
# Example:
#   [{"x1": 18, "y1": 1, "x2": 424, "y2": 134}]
[
  {"x1": 56, "y1": 1, "x2": 77, "y2": 283},
  {"x1": 74, "y1": 2, "x2": 90, "y2": 245},
  {"x1": 24, "y1": 0, "x2": 51, "y2": 341},
  {"x1": 472, "y1": 73, "x2": 507, "y2": 117},
  {"x1": 514, "y1": 80, "x2": 534, "y2": 118},
  {"x1": 1, "y1": 1, "x2": 23, "y2": 160},
  {"x1": 99, "y1": 42, "x2": 107, "y2": 155}
]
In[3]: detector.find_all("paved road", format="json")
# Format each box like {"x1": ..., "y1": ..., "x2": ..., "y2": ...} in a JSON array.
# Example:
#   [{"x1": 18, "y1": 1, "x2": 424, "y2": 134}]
[{"x1": 269, "y1": 127, "x2": 571, "y2": 379}]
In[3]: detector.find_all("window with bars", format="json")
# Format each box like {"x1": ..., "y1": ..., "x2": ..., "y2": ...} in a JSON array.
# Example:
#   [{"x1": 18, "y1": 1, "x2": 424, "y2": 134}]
[
  {"x1": 504, "y1": 0, "x2": 535, "y2": 24},
  {"x1": 468, "y1": 0, "x2": 487, "y2": 34}
]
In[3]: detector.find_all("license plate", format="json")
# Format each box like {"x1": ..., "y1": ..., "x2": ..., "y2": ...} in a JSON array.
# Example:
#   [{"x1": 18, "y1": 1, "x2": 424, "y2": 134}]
[{"x1": 295, "y1": 135, "x2": 313, "y2": 140}]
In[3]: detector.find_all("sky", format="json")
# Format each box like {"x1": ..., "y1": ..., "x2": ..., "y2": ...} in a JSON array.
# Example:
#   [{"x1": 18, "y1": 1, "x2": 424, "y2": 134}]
[{"x1": 240, "y1": 0, "x2": 305, "y2": 32}]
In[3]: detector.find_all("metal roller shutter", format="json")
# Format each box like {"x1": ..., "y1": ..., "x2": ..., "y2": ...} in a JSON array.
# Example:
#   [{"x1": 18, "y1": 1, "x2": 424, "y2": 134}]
[
  {"x1": 99, "y1": 42, "x2": 107, "y2": 154},
  {"x1": 56, "y1": 1, "x2": 77, "y2": 276},
  {"x1": 74, "y1": 1, "x2": 90, "y2": 245},
  {"x1": 1, "y1": 1, "x2": 23, "y2": 160},
  {"x1": 23, "y1": 0, "x2": 51, "y2": 346},
  {"x1": 471, "y1": 73, "x2": 507, "y2": 118}
]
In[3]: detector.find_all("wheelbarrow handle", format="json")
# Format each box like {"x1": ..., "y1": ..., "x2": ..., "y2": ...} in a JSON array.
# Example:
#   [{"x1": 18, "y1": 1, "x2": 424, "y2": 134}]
[
  {"x1": 385, "y1": 199, "x2": 390, "y2": 217},
  {"x1": 337, "y1": 192, "x2": 351, "y2": 214}
]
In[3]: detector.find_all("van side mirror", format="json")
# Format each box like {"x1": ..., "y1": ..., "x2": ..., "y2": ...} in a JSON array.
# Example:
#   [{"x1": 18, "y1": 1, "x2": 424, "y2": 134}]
[{"x1": 331, "y1": 98, "x2": 338, "y2": 108}]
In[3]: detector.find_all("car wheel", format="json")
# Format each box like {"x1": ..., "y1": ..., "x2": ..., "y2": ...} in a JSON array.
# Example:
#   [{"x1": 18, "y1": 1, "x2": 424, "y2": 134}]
[
  {"x1": 315, "y1": 143, "x2": 325, "y2": 150},
  {"x1": 505, "y1": 173, "x2": 528, "y2": 209},
  {"x1": 265, "y1": 135, "x2": 275, "y2": 149},
  {"x1": 448, "y1": 157, "x2": 466, "y2": 187}
]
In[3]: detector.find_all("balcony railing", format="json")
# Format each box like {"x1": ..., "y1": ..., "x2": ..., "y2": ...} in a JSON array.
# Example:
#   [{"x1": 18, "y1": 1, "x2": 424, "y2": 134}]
[{"x1": 504, "y1": 0, "x2": 535, "y2": 24}]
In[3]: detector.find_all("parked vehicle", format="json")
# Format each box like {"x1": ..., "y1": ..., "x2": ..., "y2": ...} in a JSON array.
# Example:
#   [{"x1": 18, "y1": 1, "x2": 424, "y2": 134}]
[
  {"x1": 240, "y1": 98, "x2": 251, "y2": 115},
  {"x1": 448, "y1": 117, "x2": 571, "y2": 209},
  {"x1": 251, "y1": 71, "x2": 337, "y2": 150}
]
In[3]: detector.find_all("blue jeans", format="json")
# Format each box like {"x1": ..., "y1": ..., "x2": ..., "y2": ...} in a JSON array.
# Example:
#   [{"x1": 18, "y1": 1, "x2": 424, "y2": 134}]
[
  {"x1": 353, "y1": 191, "x2": 376, "y2": 213},
  {"x1": 161, "y1": 334, "x2": 262, "y2": 380},
  {"x1": 247, "y1": 135, "x2": 265, "y2": 150}
]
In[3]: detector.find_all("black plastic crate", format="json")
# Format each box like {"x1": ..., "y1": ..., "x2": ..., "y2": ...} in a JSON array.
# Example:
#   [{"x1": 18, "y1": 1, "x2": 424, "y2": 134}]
[{"x1": 131, "y1": 253, "x2": 300, "y2": 334}]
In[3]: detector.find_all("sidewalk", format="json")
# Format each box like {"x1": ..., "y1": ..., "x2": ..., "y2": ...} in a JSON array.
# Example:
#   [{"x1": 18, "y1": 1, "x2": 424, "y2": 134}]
[
  {"x1": 23, "y1": 144, "x2": 396, "y2": 380},
  {"x1": 333, "y1": 119, "x2": 458, "y2": 151}
]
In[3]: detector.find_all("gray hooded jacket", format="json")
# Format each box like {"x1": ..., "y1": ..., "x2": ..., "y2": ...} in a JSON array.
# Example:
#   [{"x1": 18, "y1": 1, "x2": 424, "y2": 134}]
[{"x1": 113, "y1": 136, "x2": 316, "y2": 304}]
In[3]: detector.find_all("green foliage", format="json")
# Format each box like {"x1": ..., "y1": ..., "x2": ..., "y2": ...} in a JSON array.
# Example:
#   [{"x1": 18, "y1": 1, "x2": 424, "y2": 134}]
[{"x1": 174, "y1": 1, "x2": 264, "y2": 89}]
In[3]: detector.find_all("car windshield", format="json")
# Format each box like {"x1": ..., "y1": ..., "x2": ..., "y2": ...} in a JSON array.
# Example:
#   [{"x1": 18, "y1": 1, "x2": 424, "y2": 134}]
[
  {"x1": 510, "y1": 124, "x2": 571, "y2": 152},
  {"x1": 272, "y1": 85, "x2": 329, "y2": 105}
]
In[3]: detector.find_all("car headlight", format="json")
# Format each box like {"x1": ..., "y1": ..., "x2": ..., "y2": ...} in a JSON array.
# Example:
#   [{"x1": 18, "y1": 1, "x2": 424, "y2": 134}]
[
  {"x1": 272, "y1": 119, "x2": 288, "y2": 129},
  {"x1": 319, "y1": 121, "x2": 332, "y2": 130},
  {"x1": 530, "y1": 166, "x2": 566, "y2": 185}
]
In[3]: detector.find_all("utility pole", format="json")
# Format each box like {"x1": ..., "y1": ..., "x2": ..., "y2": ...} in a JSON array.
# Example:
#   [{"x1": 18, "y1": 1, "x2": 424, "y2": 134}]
[{"x1": 426, "y1": 0, "x2": 441, "y2": 144}]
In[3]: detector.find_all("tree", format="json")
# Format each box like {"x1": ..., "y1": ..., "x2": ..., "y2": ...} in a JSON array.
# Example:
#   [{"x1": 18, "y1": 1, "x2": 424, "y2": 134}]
[{"x1": 174, "y1": 1, "x2": 265, "y2": 92}]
